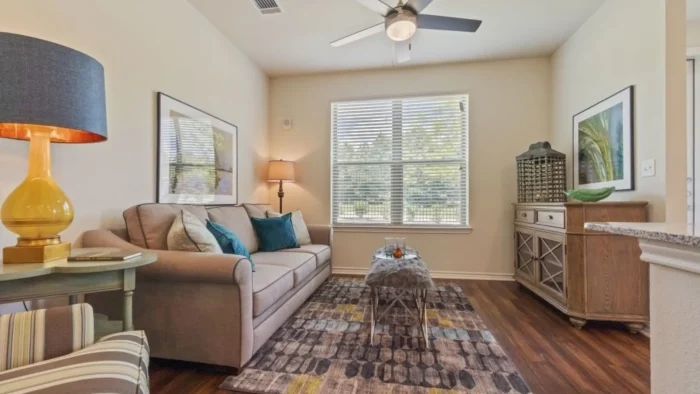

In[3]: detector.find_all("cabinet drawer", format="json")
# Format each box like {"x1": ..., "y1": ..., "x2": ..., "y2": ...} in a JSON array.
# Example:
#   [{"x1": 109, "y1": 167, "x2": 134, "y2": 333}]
[
  {"x1": 536, "y1": 210, "x2": 565, "y2": 228},
  {"x1": 515, "y1": 209, "x2": 535, "y2": 223}
]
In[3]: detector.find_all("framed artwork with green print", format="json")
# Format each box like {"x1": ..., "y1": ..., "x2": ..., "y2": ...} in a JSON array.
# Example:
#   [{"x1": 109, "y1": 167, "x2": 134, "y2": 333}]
[
  {"x1": 157, "y1": 92, "x2": 238, "y2": 204},
  {"x1": 573, "y1": 86, "x2": 634, "y2": 191}
]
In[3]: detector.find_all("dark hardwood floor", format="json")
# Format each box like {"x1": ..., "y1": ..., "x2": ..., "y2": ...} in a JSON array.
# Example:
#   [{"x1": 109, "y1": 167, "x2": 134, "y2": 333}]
[{"x1": 149, "y1": 279, "x2": 650, "y2": 394}]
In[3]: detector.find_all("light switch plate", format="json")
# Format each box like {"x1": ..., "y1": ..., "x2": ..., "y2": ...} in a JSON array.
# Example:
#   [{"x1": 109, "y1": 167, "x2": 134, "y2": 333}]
[{"x1": 641, "y1": 159, "x2": 656, "y2": 177}]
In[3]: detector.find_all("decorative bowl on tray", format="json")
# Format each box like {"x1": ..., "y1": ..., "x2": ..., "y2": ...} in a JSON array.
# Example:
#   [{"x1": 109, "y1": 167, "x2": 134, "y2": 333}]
[{"x1": 384, "y1": 237, "x2": 406, "y2": 258}]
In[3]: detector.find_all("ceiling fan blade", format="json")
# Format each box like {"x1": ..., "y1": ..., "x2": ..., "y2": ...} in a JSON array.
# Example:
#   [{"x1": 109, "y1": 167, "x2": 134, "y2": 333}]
[
  {"x1": 417, "y1": 14, "x2": 482, "y2": 32},
  {"x1": 331, "y1": 23, "x2": 385, "y2": 47},
  {"x1": 394, "y1": 40, "x2": 411, "y2": 64},
  {"x1": 404, "y1": 0, "x2": 434, "y2": 13},
  {"x1": 354, "y1": 0, "x2": 394, "y2": 16}
]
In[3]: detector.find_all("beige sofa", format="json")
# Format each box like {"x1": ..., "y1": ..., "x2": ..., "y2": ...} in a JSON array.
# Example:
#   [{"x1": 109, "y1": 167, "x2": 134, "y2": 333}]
[{"x1": 82, "y1": 203, "x2": 331, "y2": 371}]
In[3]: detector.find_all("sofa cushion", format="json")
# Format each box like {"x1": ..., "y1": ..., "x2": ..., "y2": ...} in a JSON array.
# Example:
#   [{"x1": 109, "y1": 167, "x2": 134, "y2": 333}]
[
  {"x1": 167, "y1": 210, "x2": 222, "y2": 253},
  {"x1": 267, "y1": 210, "x2": 311, "y2": 245},
  {"x1": 250, "y1": 214, "x2": 299, "y2": 252},
  {"x1": 124, "y1": 204, "x2": 208, "y2": 250},
  {"x1": 252, "y1": 265, "x2": 293, "y2": 317},
  {"x1": 206, "y1": 206, "x2": 258, "y2": 253},
  {"x1": 206, "y1": 220, "x2": 254, "y2": 270},
  {"x1": 243, "y1": 203, "x2": 276, "y2": 219},
  {"x1": 280, "y1": 244, "x2": 331, "y2": 268},
  {"x1": 252, "y1": 252, "x2": 316, "y2": 287}
]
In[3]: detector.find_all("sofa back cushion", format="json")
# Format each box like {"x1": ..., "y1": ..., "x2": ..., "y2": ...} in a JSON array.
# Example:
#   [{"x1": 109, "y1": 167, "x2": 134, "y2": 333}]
[
  {"x1": 123, "y1": 204, "x2": 208, "y2": 250},
  {"x1": 206, "y1": 206, "x2": 259, "y2": 253},
  {"x1": 243, "y1": 203, "x2": 276, "y2": 219},
  {"x1": 206, "y1": 220, "x2": 254, "y2": 270}
]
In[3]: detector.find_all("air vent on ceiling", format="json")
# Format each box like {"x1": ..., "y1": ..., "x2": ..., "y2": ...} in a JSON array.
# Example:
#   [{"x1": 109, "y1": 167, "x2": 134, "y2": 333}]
[{"x1": 250, "y1": 0, "x2": 283, "y2": 14}]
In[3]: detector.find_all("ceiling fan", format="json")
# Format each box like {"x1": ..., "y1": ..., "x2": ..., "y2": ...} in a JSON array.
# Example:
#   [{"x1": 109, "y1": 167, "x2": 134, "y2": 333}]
[{"x1": 330, "y1": 0, "x2": 482, "y2": 64}]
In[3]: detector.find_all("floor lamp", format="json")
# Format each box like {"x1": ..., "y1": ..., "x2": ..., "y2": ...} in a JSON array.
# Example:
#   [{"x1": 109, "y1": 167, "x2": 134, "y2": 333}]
[{"x1": 268, "y1": 160, "x2": 295, "y2": 213}]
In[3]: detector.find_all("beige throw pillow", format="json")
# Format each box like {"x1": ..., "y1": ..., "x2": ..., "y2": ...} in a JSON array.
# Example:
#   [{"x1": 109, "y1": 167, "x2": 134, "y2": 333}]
[
  {"x1": 266, "y1": 210, "x2": 311, "y2": 245},
  {"x1": 167, "y1": 210, "x2": 223, "y2": 253}
]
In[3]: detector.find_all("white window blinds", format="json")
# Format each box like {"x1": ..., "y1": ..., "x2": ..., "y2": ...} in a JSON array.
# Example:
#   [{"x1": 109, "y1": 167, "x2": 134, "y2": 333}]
[{"x1": 331, "y1": 94, "x2": 469, "y2": 227}]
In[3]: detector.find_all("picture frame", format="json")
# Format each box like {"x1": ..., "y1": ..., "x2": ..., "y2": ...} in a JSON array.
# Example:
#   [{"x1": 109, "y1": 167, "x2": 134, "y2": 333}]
[
  {"x1": 156, "y1": 92, "x2": 238, "y2": 204},
  {"x1": 572, "y1": 86, "x2": 634, "y2": 191}
]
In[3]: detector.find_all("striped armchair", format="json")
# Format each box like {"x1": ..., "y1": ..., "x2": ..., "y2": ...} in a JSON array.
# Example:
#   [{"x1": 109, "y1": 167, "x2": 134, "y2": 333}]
[{"x1": 0, "y1": 304, "x2": 149, "y2": 394}]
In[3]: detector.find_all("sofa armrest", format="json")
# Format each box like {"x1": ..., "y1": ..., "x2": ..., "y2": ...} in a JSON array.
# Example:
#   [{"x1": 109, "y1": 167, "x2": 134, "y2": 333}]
[
  {"x1": 0, "y1": 330, "x2": 149, "y2": 394},
  {"x1": 82, "y1": 229, "x2": 252, "y2": 285},
  {"x1": 0, "y1": 304, "x2": 94, "y2": 372},
  {"x1": 307, "y1": 224, "x2": 332, "y2": 246}
]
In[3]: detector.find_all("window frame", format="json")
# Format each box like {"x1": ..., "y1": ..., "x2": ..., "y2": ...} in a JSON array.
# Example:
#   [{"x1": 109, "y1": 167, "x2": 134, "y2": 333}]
[{"x1": 330, "y1": 93, "x2": 471, "y2": 230}]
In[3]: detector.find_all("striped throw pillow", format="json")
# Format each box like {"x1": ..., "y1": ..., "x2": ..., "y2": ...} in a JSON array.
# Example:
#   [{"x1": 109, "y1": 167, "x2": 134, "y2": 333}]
[
  {"x1": 0, "y1": 330, "x2": 149, "y2": 394},
  {"x1": 0, "y1": 303, "x2": 94, "y2": 371}
]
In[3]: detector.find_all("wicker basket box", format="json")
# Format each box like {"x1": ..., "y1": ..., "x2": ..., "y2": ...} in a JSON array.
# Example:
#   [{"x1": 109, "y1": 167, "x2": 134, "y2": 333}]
[{"x1": 517, "y1": 142, "x2": 566, "y2": 202}]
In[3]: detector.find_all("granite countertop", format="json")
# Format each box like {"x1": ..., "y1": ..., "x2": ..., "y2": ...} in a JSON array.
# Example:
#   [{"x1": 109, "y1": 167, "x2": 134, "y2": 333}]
[{"x1": 584, "y1": 222, "x2": 700, "y2": 247}]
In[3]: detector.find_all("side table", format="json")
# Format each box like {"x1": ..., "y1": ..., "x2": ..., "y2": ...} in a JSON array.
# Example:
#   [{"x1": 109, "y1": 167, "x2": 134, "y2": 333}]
[{"x1": 0, "y1": 247, "x2": 156, "y2": 331}]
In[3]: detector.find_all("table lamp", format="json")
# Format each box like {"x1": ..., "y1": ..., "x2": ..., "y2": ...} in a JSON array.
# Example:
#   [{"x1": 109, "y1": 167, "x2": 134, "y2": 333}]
[
  {"x1": 267, "y1": 160, "x2": 295, "y2": 212},
  {"x1": 0, "y1": 32, "x2": 107, "y2": 264}
]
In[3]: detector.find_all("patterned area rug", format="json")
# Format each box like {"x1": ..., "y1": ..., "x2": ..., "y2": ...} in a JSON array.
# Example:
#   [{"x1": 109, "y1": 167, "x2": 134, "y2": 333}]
[{"x1": 220, "y1": 277, "x2": 531, "y2": 393}]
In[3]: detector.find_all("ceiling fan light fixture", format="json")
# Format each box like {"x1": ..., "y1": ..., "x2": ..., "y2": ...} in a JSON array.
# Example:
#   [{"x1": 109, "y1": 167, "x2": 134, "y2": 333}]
[{"x1": 385, "y1": 9, "x2": 417, "y2": 42}]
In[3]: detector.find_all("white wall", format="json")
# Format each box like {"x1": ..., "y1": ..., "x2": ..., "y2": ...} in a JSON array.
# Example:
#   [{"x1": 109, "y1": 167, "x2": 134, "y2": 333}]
[
  {"x1": 0, "y1": 0, "x2": 270, "y2": 247},
  {"x1": 689, "y1": 20, "x2": 700, "y2": 47},
  {"x1": 270, "y1": 58, "x2": 551, "y2": 277},
  {"x1": 551, "y1": 0, "x2": 667, "y2": 221},
  {"x1": 0, "y1": 0, "x2": 269, "y2": 312}
]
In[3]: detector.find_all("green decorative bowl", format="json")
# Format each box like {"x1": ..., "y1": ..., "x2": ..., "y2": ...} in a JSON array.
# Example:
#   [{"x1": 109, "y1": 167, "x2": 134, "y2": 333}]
[{"x1": 564, "y1": 187, "x2": 615, "y2": 202}]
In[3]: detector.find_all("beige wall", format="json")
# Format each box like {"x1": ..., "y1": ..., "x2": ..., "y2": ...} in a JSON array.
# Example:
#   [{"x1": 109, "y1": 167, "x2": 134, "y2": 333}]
[
  {"x1": 665, "y1": 0, "x2": 688, "y2": 224},
  {"x1": 0, "y1": 0, "x2": 270, "y2": 249},
  {"x1": 0, "y1": 0, "x2": 269, "y2": 313},
  {"x1": 551, "y1": 0, "x2": 668, "y2": 221},
  {"x1": 270, "y1": 58, "x2": 551, "y2": 277}
]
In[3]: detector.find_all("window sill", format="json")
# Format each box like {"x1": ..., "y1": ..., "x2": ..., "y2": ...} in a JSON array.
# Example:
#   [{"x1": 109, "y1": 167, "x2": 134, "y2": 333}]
[{"x1": 332, "y1": 225, "x2": 473, "y2": 234}]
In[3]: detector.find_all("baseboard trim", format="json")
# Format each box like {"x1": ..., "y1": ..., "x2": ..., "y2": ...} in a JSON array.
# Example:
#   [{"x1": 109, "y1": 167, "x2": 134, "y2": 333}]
[
  {"x1": 332, "y1": 267, "x2": 515, "y2": 281},
  {"x1": 640, "y1": 325, "x2": 650, "y2": 338}
]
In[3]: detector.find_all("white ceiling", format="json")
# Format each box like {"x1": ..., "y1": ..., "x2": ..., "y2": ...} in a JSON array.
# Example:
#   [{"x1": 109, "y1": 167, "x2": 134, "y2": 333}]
[{"x1": 189, "y1": 0, "x2": 605, "y2": 76}]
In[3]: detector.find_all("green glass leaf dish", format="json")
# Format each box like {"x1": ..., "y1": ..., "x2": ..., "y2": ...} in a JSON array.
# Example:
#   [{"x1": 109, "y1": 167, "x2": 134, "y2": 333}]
[{"x1": 564, "y1": 187, "x2": 615, "y2": 202}]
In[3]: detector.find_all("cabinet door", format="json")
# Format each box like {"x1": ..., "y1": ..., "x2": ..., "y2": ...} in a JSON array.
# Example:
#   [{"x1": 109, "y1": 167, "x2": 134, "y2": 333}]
[
  {"x1": 536, "y1": 231, "x2": 566, "y2": 302},
  {"x1": 515, "y1": 227, "x2": 537, "y2": 282}
]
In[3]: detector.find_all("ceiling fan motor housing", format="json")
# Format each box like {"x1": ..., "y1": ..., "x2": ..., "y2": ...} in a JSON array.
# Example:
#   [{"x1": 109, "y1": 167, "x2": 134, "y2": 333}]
[{"x1": 385, "y1": 8, "x2": 418, "y2": 42}]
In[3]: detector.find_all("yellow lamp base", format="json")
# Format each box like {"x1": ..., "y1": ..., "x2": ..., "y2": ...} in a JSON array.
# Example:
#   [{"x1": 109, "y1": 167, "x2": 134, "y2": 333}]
[{"x1": 3, "y1": 242, "x2": 71, "y2": 264}]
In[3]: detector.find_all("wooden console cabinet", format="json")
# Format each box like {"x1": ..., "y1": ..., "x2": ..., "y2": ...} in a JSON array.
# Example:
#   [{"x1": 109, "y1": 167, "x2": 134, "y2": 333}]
[{"x1": 513, "y1": 202, "x2": 649, "y2": 332}]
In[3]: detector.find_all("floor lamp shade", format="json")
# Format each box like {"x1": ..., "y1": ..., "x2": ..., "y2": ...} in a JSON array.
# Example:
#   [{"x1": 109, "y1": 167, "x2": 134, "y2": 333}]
[
  {"x1": 0, "y1": 33, "x2": 108, "y2": 263},
  {"x1": 268, "y1": 160, "x2": 295, "y2": 182}
]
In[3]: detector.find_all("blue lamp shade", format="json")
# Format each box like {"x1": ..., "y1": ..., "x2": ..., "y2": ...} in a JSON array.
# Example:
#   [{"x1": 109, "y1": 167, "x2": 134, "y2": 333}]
[{"x1": 0, "y1": 32, "x2": 107, "y2": 143}]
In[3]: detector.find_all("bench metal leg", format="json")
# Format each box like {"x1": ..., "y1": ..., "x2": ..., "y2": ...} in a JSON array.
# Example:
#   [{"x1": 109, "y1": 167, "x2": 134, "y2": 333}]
[{"x1": 370, "y1": 287, "x2": 430, "y2": 349}]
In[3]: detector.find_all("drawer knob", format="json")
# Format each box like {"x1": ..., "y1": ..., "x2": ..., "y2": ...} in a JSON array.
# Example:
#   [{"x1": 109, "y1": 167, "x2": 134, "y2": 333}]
[
  {"x1": 521, "y1": 213, "x2": 527, "y2": 217},
  {"x1": 548, "y1": 215, "x2": 554, "y2": 220}
]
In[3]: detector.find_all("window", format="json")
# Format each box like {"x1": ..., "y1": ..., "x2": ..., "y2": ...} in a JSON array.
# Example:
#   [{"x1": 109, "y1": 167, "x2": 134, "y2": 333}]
[{"x1": 331, "y1": 94, "x2": 469, "y2": 227}]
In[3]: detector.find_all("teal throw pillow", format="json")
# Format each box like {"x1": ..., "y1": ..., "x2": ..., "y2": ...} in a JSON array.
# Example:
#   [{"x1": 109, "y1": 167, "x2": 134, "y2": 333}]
[
  {"x1": 250, "y1": 213, "x2": 299, "y2": 252},
  {"x1": 206, "y1": 220, "x2": 254, "y2": 271}
]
